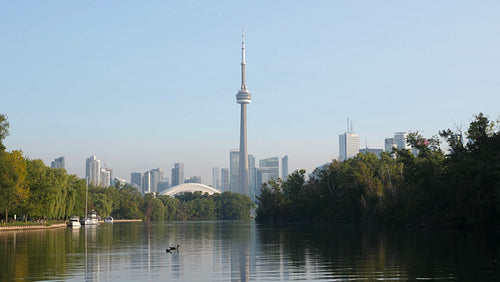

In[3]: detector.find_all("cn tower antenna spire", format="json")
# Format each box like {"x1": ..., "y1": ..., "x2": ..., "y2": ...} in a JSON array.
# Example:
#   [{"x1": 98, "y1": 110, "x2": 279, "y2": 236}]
[{"x1": 241, "y1": 28, "x2": 247, "y2": 90}]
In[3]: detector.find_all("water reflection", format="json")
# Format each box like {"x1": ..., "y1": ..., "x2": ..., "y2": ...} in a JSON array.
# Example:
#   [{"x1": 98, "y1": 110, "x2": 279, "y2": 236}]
[
  {"x1": 255, "y1": 224, "x2": 500, "y2": 280},
  {"x1": 0, "y1": 222, "x2": 498, "y2": 281}
]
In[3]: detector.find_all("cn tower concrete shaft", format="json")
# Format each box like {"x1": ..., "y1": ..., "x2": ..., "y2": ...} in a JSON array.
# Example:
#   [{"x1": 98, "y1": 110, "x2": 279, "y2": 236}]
[{"x1": 236, "y1": 30, "x2": 251, "y2": 196}]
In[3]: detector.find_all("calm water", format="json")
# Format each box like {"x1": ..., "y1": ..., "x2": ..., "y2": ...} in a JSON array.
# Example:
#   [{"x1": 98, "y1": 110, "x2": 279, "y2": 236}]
[{"x1": 0, "y1": 221, "x2": 498, "y2": 281}]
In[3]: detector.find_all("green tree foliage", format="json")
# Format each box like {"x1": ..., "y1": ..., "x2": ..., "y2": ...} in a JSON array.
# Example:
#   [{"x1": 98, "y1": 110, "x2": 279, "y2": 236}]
[
  {"x1": 255, "y1": 179, "x2": 290, "y2": 222},
  {"x1": 164, "y1": 191, "x2": 254, "y2": 221},
  {"x1": 141, "y1": 194, "x2": 165, "y2": 222},
  {"x1": 0, "y1": 111, "x2": 253, "y2": 222},
  {"x1": 0, "y1": 150, "x2": 17, "y2": 221},
  {"x1": 112, "y1": 184, "x2": 143, "y2": 219},
  {"x1": 0, "y1": 114, "x2": 9, "y2": 151},
  {"x1": 257, "y1": 113, "x2": 500, "y2": 228},
  {"x1": 158, "y1": 195, "x2": 179, "y2": 220},
  {"x1": 214, "y1": 192, "x2": 255, "y2": 220},
  {"x1": 439, "y1": 113, "x2": 500, "y2": 226}
]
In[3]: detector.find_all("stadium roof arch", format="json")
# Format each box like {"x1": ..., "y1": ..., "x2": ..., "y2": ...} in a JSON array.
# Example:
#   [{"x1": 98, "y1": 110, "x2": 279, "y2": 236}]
[{"x1": 159, "y1": 183, "x2": 221, "y2": 197}]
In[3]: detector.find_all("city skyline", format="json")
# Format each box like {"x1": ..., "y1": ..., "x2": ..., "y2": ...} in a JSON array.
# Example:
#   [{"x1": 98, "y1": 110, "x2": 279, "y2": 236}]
[{"x1": 2, "y1": 1, "x2": 499, "y2": 185}]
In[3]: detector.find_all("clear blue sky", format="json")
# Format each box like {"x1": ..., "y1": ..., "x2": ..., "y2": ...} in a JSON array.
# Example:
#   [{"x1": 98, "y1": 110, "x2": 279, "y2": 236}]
[{"x1": 2, "y1": 1, "x2": 499, "y2": 184}]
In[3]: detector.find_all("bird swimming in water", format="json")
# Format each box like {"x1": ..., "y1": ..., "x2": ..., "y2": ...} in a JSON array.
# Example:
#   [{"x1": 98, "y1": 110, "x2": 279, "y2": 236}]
[{"x1": 166, "y1": 245, "x2": 180, "y2": 253}]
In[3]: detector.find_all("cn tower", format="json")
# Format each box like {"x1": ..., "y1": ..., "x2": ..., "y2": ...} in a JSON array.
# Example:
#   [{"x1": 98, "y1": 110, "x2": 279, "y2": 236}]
[{"x1": 236, "y1": 30, "x2": 251, "y2": 196}]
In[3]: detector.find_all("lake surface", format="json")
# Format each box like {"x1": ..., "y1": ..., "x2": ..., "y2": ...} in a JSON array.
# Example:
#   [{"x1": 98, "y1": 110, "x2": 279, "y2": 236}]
[{"x1": 1, "y1": 221, "x2": 498, "y2": 281}]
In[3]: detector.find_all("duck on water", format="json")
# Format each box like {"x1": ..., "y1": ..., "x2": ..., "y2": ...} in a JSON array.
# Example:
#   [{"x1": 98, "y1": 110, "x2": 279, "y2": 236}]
[{"x1": 166, "y1": 245, "x2": 180, "y2": 253}]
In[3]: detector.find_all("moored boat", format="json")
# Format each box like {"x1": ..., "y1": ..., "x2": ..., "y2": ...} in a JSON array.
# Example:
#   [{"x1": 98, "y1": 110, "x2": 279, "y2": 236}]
[
  {"x1": 67, "y1": 216, "x2": 81, "y2": 228},
  {"x1": 81, "y1": 210, "x2": 99, "y2": 226},
  {"x1": 104, "y1": 216, "x2": 114, "y2": 223}
]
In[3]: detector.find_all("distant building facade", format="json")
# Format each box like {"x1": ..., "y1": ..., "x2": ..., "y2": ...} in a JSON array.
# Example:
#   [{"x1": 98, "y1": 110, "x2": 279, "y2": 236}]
[
  {"x1": 100, "y1": 167, "x2": 112, "y2": 187},
  {"x1": 112, "y1": 177, "x2": 127, "y2": 187},
  {"x1": 86, "y1": 156, "x2": 100, "y2": 186},
  {"x1": 248, "y1": 154, "x2": 256, "y2": 201},
  {"x1": 394, "y1": 132, "x2": 410, "y2": 151},
  {"x1": 281, "y1": 155, "x2": 289, "y2": 180},
  {"x1": 384, "y1": 138, "x2": 396, "y2": 152},
  {"x1": 150, "y1": 168, "x2": 162, "y2": 193},
  {"x1": 171, "y1": 163, "x2": 184, "y2": 187},
  {"x1": 130, "y1": 172, "x2": 142, "y2": 191},
  {"x1": 359, "y1": 148, "x2": 383, "y2": 158},
  {"x1": 259, "y1": 157, "x2": 279, "y2": 170},
  {"x1": 212, "y1": 167, "x2": 220, "y2": 189},
  {"x1": 143, "y1": 171, "x2": 151, "y2": 194},
  {"x1": 185, "y1": 176, "x2": 201, "y2": 184},
  {"x1": 220, "y1": 168, "x2": 229, "y2": 192},
  {"x1": 51, "y1": 156, "x2": 65, "y2": 169},
  {"x1": 255, "y1": 167, "x2": 279, "y2": 200},
  {"x1": 229, "y1": 150, "x2": 239, "y2": 193},
  {"x1": 339, "y1": 132, "x2": 360, "y2": 162},
  {"x1": 157, "y1": 181, "x2": 169, "y2": 193},
  {"x1": 254, "y1": 157, "x2": 279, "y2": 200}
]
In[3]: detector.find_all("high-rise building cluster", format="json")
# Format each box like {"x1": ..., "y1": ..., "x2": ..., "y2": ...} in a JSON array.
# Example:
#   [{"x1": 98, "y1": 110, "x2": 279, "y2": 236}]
[
  {"x1": 85, "y1": 155, "x2": 114, "y2": 187},
  {"x1": 132, "y1": 166, "x2": 169, "y2": 195},
  {"x1": 338, "y1": 120, "x2": 420, "y2": 162},
  {"x1": 51, "y1": 156, "x2": 65, "y2": 169},
  {"x1": 221, "y1": 151, "x2": 288, "y2": 202},
  {"x1": 129, "y1": 162, "x2": 203, "y2": 195}
]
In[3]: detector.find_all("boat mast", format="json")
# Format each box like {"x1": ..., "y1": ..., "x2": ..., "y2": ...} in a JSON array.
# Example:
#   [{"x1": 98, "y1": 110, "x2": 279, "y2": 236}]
[{"x1": 85, "y1": 177, "x2": 88, "y2": 217}]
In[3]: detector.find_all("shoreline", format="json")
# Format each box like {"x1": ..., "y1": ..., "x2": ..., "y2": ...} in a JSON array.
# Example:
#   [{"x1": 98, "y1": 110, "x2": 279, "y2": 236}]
[{"x1": 0, "y1": 219, "x2": 142, "y2": 231}]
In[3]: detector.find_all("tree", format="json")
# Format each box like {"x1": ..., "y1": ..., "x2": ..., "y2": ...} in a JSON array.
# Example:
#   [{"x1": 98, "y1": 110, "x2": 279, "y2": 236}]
[
  {"x1": 0, "y1": 114, "x2": 9, "y2": 151},
  {"x1": 256, "y1": 179, "x2": 289, "y2": 222},
  {"x1": 441, "y1": 113, "x2": 500, "y2": 226},
  {"x1": 0, "y1": 151, "x2": 17, "y2": 222},
  {"x1": 93, "y1": 193, "x2": 113, "y2": 217},
  {"x1": 158, "y1": 195, "x2": 179, "y2": 220},
  {"x1": 141, "y1": 194, "x2": 165, "y2": 222},
  {"x1": 214, "y1": 192, "x2": 254, "y2": 220}
]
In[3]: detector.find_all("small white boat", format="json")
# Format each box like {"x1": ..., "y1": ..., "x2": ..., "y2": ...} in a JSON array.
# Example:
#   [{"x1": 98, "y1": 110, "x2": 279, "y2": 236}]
[
  {"x1": 104, "y1": 216, "x2": 114, "y2": 223},
  {"x1": 81, "y1": 210, "x2": 99, "y2": 226},
  {"x1": 67, "y1": 216, "x2": 81, "y2": 228}
]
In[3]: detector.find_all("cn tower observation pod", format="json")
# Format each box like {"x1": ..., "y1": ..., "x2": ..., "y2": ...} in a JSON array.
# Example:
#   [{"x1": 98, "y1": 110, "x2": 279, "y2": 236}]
[{"x1": 159, "y1": 183, "x2": 221, "y2": 197}]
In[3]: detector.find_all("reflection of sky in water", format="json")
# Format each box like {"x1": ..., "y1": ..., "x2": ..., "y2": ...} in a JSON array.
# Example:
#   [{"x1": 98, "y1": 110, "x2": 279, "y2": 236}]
[{"x1": 1, "y1": 222, "x2": 498, "y2": 281}]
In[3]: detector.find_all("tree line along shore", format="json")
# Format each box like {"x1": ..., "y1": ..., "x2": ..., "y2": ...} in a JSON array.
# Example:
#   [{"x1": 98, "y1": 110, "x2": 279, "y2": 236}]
[
  {"x1": 255, "y1": 113, "x2": 499, "y2": 228},
  {"x1": 1, "y1": 113, "x2": 499, "y2": 229}
]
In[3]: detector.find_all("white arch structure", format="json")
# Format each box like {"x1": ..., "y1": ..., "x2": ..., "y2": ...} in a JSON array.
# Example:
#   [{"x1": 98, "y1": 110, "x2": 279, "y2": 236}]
[{"x1": 159, "y1": 183, "x2": 221, "y2": 197}]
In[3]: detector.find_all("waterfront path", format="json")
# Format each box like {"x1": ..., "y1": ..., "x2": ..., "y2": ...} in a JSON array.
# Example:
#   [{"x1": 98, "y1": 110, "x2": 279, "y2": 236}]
[{"x1": 0, "y1": 219, "x2": 142, "y2": 231}]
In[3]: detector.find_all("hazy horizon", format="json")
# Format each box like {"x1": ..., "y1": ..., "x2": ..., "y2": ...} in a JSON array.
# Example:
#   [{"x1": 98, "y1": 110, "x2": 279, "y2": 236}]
[{"x1": 2, "y1": 1, "x2": 499, "y2": 184}]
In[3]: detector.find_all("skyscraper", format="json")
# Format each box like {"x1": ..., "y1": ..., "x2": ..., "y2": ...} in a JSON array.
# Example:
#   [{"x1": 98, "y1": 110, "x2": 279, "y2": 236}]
[
  {"x1": 255, "y1": 157, "x2": 280, "y2": 200},
  {"x1": 339, "y1": 132, "x2": 360, "y2": 162},
  {"x1": 229, "y1": 150, "x2": 239, "y2": 193},
  {"x1": 185, "y1": 176, "x2": 201, "y2": 183},
  {"x1": 100, "y1": 167, "x2": 112, "y2": 187},
  {"x1": 157, "y1": 181, "x2": 169, "y2": 193},
  {"x1": 248, "y1": 154, "x2": 256, "y2": 201},
  {"x1": 236, "y1": 30, "x2": 252, "y2": 197},
  {"x1": 281, "y1": 155, "x2": 289, "y2": 180},
  {"x1": 171, "y1": 162, "x2": 184, "y2": 187},
  {"x1": 221, "y1": 168, "x2": 230, "y2": 192},
  {"x1": 143, "y1": 171, "x2": 151, "y2": 194},
  {"x1": 51, "y1": 156, "x2": 65, "y2": 169},
  {"x1": 86, "y1": 156, "x2": 100, "y2": 186},
  {"x1": 259, "y1": 157, "x2": 279, "y2": 175},
  {"x1": 384, "y1": 137, "x2": 396, "y2": 152},
  {"x1": 150, "y1": 168, "x2": 162, "y2": 193},
  {"x1": 131, "y1": 172, "x2": 142, "y2": 189},
  {"x1": 394, "y1": 132, "x2": 410, "y2": 150},
  {"x1": 256, "y1": 157, "x2": 280, "y2": 199},
  {"x1": 212, "y1": 167, "x2": 220, "y2": 189}
]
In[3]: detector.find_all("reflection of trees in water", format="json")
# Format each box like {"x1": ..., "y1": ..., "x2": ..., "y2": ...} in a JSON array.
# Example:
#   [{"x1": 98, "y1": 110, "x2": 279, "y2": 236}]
[
  {"x1": 0, "y1": 228, "x2": 74, "y2": 281},
  {"x1": 256, "y1": 224, "x2": 500, "y2": 280}
]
